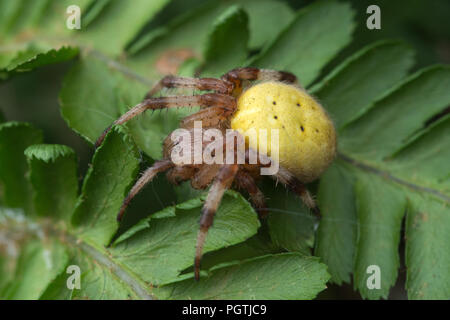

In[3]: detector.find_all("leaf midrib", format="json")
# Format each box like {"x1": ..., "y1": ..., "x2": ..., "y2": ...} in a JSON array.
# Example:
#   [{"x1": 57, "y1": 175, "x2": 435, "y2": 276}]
[
  {"x1": 338, "y1": 153, "x2": 450, "y2": 203},
  {"x1": 64, "y1": 232, "x2": 156, "y2": 300},
  {"x1": 0, "y1": 214, "x2": 157, "y2": 300}
]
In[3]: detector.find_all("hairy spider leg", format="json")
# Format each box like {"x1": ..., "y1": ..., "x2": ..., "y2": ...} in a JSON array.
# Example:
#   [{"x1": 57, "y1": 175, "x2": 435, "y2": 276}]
[
  {"x1": 145, "y1": 75, "x2": 233, "y2": 99},
  {"x1": 146, "y1": 68, "x2": 298, "y2": 101},
  {"x1": 235, "y1": 170, "x2": 268, "y2": 218},
  {"x1": 194, "y1": 164, "x2": 239, "y2": 281},
  {"x1": 95, "y1": 93, "x2": 236, "y2": 148},
  {"x1": 117, "y1": 160, "x2": 174, "y2": 222},
  {"x1": 273, "y1": 166, "x2": 321, "y2": 218},
  {"x1": 180, "y1": 105, "x2": 234, "y2": 129},
  {"x1": 244, "y1": 148, "x2": 320, "y2": 218},
  {"x1": 221, "y1": 67, "x2": 298, "y2": 87}
]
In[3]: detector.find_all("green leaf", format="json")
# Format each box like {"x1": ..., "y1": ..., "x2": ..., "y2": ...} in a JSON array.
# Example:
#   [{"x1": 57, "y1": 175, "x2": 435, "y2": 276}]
[
  {"x1": 315, "y1": 161, "x2": 357, "y2": 285},
  {"x1": 125, "y1": 1, "x2": 224, "y2": 77},
  {"x1": 5, "y1": 0, "x2": 50, "y2": 35},
  {"x1": 242, "y1": 0, "x2": 294, "y2": 50},
  {"x1": 0, "y1": 44, "x2": 42, "y2": 70},
  {"x1": 82, "y1": 0, "x2": 112, "y2": 28},
  {"x1": 0, "y1": 46, "x2": 79, "y2": 81},
  {"x1": 128, "y1": 0, "x2": 294, "y2": 79},
  {"x1": 59, "y1": 55, "x2": 122, "y2": 144},
  {"x1": 312, "y1": 41, "x2": 415, "y2": 128},
  {"x1": 267, "y1": 210, "x2": 315, "y2": 255},
  {"x1": 0, "y1": 0, "x2": 23, "y2": 37},
  {"x1": 111, "y1": 191, "x2": 260, "y2": 285},
  {"x1": 388, "y1": 115, "x2": 450, "y2": 194},
  {"x1": 196, "y1": 231, "x2": 279, "y2": 271},
  {"x1": 250, "y1": 0, "x2": 355, "y2": 87},
  {"x1": 201, "y1": 5, "x2": 249, "y2": 77},
  {"x1": 42, "y1": 192, "x2": 320, "y2": 300},
  {"x1": 2, "y1": 239, "x2": 68, "y2": 300},
  {"x1": 321, "y1": 65, "x2": 450, "y2": 299},
  {"x1": 24, "y1": 144, "x2": 78, "y2": 222},
  {"x1": 159, "y1": 254, "x2": 330, "y2": 299},
  {"x1": 264, "y1": 180, "x2": 316, "y2": 255},
  {"x1": 77, "y1": 0, "x2": 170, "y2": 56},
  {"x1": 71, "y1": 127, "x2": 140, "y2": 246},
  {"x1": 353, "y1": 172, "x2": 406, "y2": 300},
  {"x1": 406, "y1": 194, "x2": 450, "y2": 300},
  {"x1": 0, "y1": 122, "x2": 43, "y2": 212},
  {"x1": 340, "y1": 66, "x2": 450, "y2": 160},
  {"x1": 315, "y1": 58, "x2": 450, "y2": 299},
  {"x1": 40, "y1": 241, "x2": 145, "y2": 300}
]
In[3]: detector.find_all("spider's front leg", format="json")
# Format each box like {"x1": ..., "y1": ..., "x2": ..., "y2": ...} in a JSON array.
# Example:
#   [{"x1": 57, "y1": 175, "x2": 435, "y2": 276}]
[
  {"x1": 222, "y1": 67, "x2": 298, "y2": 86},
  {"x1": 117, "y1": 160, "x2": 174, "y2": 222},
  {"x1": 144, "y1": 75, "x2": 233, "y2": 99},
  {"x1": 273, "y1": 166, "x2": 321, "y2": 218},
  {"x1": 235, "y1": 170, "x2": 268, "y2": 219},
  {"x1": 95, "y1": 93, "x2": 236, "y2": 148},
  {"x1": 195, "y1": 164, "x2": 239, "y2": 281},
  {"x1": 246, "y1": 148, "x2": 320, "y2": 218}
]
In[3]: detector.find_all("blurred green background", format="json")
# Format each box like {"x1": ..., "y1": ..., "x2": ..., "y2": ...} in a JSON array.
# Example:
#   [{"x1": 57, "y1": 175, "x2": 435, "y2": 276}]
[{"x1": 0, "y1": 0, "x2": 448, "y2": 299}]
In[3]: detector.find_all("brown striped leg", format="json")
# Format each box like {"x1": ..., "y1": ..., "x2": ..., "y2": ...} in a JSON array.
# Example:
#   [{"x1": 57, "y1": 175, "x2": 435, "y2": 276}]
[
  {"x1": 180, "y1": 105, "x2": 233, "y2": 129},
  {"x1": 117, "y1": 160, "x2": 174, "y2": 222},
  {"x1": 244, "y1": 148, "x2": 320, "y2": 218},
  {"x1": 273, "y1": 166, "x2": 320, "y2": 218},
  {"x1": 194, "y1": 164, "x2": 239, "y2": 280},
  {"x1": 235, "y1": 171, "x2": 268, "y2": 218},
  {"x1": 222, "y1": 67, "x2": 298, "y2": 85},
  {"x1": 95, "y1": 93, "x2": 236, "y2": 148},
  {"x1": 144, "y1": 75, "x2": 233, "y2": 99}
]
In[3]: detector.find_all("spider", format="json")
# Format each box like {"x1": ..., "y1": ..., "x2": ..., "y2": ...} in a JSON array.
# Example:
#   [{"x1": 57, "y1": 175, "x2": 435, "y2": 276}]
[{"x1": 95, "y1": 67, "x2": 337, "y2": 280}]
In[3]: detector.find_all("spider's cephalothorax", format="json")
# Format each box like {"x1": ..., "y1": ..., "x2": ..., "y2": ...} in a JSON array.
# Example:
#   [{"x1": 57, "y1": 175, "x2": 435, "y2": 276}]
[{"x1": 95, "y1": 67, "x2": 336, "y2": 280}]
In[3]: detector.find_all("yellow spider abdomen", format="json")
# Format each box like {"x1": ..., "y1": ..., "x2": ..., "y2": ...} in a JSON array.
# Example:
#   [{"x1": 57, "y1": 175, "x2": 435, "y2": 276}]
[{"x1": 231, "y1": 81, "x2": 336, "y2": 182}]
